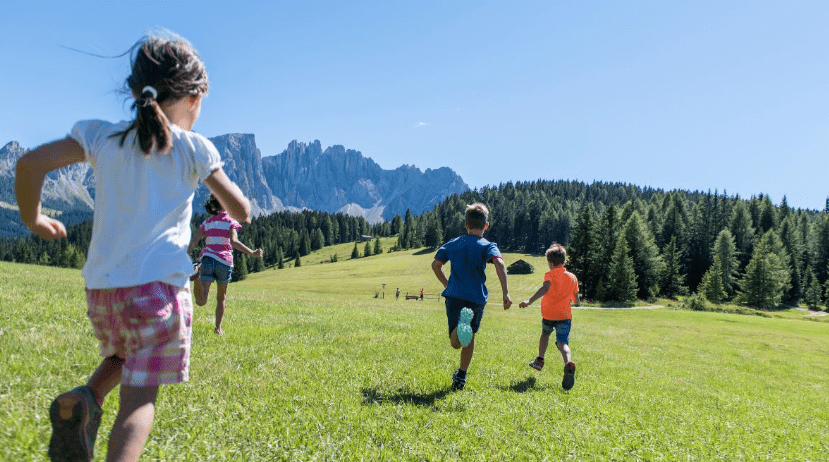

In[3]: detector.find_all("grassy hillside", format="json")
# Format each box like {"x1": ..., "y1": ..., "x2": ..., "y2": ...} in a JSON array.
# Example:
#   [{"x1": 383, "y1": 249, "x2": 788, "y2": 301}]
[{"x1": 2, "y1": 247, "x2": 828, "y2": 460}]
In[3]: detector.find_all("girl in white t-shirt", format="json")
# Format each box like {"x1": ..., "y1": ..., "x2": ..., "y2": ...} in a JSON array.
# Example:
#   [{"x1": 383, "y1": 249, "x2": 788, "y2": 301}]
[{"x1": 15, "y1": 30, "x2": 251, "y2": 462}]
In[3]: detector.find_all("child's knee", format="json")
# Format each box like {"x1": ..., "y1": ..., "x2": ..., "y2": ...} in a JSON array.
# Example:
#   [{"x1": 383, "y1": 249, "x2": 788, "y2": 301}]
[{"x1": 540, "y1": 331, "x2": 551, "y2": 338}]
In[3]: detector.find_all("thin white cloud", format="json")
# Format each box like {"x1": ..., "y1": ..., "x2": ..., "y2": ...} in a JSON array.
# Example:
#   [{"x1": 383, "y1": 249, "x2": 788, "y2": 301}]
[{"x1": 413, "y1": 122, "x2": 431, "y2": 129}]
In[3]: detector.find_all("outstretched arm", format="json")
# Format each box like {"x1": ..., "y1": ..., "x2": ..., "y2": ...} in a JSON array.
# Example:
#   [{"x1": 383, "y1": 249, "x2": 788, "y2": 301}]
[
  {"x1": 230, "y1": 229, "x2": 263, "y2": 258},
  {"x1": 519, "y1": 281, "x2": 551, "y2": 308},
  {"x1": 492, "y1": 257, "x2": 512, "y2": 310},
  {"x1": 15, "y1": 138, "x2": 86, "y2": 240},
  {"x1": 203, "y1": 168, "x2": 251, "y2": 224},
  {"x1": 431, "y1": 258, "x2": 448, "y2": 288}
]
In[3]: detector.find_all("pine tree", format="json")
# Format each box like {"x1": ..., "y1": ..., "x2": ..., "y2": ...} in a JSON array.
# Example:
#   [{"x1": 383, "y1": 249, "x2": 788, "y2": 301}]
[
  {"x1": 299, "y1": 230, "x2": 311, "y2": 256},
  {"x1": 351, "y1": 242, "x2": 360, "y2": 259},
  {"x1": 294, "y1": 253, "x2": 301, "y2": 267},
  {"x1": 424, "y1": 215, "x2": 444, "y2": 249},
  {"x1": 311, "y1": 228, "x2": 325, "y2": 251},
  {"x1": 804, "y1": 266, "x2": 822, "y2": 309},
  {"x1": 364, "y1": 240, "x2": 372, "y2": 257},
  {"x1": 568, "y1": 203, "x2": 598, "y2": 299},
  {"x1": 232, "y1": 253, "x2": 249, "y2": 282},
  {"x1": 605, "y1": 235, "x2": 638, "y2": 303},
  {"x1": 737, "y1": 237, "x2": 787, "y2": 309},
  {"x1": 698, "y1": 255, "x2": 727, "y2": 304},
  {"x1": 391, "y1": 214, "x2": 403, "y2": 235},
  {"x1": 594, "y1": 205, "x2": 620, "y2": 301},
  {"x1": 712, "y1": 229, "x2": 740, "y2": 296},
  {"x1": 277, "y1": 247, "x2": 284, "y2": 269},
  {"x1": 622, "y1": 211, "x2": 664, "y2": 300},
  {"x1": 373, "y1": 238, "x2": 382, "y2": 255},
  {"x1": 685, "y1": 205, "x2": 712, "y2": 291},
  {"x1": 251, "y1": 255, "x2": 265, "y2": 273},
  {"x1": 661, "y1": 236, "x2": 686, "y2": 298},
  {"x1": 729, "y1": 200, "x2": 755, "y2": 271}
]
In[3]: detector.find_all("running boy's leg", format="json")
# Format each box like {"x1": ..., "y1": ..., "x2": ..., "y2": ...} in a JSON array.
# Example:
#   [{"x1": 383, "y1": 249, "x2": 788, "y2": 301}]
[
  {"x1": 538, "y1": 331, "x2": 550, "y2": 360},
  {"x1": 106, "y1": 385, "x2": 158, "y2": 462},
  {"x1": 556, "y1": 341, "x2": 572, "y2": 364},
  {"x1": 214, "y1": 282, "x2": 228, "y2": 334},
  {"x1": 459, "y1": 337, "x2": 475, "y2": 371}
]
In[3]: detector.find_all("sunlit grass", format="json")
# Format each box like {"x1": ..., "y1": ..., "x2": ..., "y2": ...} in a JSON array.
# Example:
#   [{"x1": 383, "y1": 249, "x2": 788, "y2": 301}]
[{"x1": 2, "y1": 254, "x2": 828, "y2": 460}]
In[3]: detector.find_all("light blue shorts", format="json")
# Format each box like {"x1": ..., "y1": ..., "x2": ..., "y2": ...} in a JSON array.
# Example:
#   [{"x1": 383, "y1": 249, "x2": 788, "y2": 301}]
[{"x1": 199, "y1": 257, "x2": 232, "y2": 284}]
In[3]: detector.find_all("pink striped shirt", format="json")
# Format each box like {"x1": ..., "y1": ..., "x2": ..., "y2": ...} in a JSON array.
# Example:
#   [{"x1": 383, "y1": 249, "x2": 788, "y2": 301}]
[{"x1": 198, "y1": 212, "x2": 242, "y2": 266}]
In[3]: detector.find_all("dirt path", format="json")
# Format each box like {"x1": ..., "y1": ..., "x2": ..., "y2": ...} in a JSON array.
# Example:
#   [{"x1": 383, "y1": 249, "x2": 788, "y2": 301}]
[
  {"x1": 795, "y1": 307, "x2": 828, "y2": 317},
  {"x1": 575, "y1": 305, "x2": 663, "y2": 310}
]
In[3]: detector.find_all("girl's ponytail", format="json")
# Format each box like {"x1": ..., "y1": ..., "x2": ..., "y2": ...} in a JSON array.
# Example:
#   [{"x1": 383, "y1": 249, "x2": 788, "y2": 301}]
[
  {"x1": 113, "y1": 30, "x2": 209, "y2": 155},
  {"x1": 133, "y1": 86, "x2": 172, "y2": 154}
]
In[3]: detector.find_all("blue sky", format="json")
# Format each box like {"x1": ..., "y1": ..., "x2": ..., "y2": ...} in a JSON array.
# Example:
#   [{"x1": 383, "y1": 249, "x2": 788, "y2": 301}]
[{"x1": 2, "y1": 0, "x2": 828, "y2": 210}]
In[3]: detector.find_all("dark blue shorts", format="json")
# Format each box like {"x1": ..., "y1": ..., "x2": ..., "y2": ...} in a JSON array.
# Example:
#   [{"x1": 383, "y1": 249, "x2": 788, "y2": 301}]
[
  {"x1": 542, "y1": 318, "x2": 572, "y2": 345},
  {"x1": 445, "y1": 296, "x2": 485, "y2": 337},
  {"x1": 199, "y1": 257, "x2": 232, "y2": 285}
]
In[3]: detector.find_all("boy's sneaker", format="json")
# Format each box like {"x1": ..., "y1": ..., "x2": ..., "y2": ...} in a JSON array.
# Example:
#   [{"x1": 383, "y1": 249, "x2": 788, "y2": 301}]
[
  {"x1": 451, "y1": 369, "x2": 467, "y2": 391},
  {"x1": 456, "y1": 308, "x2": 474, "y2": 348},
  {"x1": 48, "y1": 385, "x2": 103, "y2": 462},
  {"x1": 529, "y1": 357, "x2": 544, "y2": 371},
  {"x1": 562, "y1": 361, "x2": 576, "y2": 390}
]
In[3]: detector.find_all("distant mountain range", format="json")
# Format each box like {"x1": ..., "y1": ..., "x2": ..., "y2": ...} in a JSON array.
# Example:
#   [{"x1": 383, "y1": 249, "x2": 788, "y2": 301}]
[{"x1": 0, "y1": 135, "x2": 469, "y2": 236}]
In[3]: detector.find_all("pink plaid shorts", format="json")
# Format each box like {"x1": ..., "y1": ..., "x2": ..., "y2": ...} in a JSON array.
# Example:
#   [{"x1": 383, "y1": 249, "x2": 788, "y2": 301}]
[{"x1": 86, "y1": 281, "x2": 193, "y2": 387}]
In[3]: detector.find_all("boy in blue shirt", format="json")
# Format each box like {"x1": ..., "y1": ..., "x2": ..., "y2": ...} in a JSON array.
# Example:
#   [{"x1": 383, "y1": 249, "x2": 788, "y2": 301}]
[{"x1": 432, "y1": 203, "x2": 512, "y2": 390}]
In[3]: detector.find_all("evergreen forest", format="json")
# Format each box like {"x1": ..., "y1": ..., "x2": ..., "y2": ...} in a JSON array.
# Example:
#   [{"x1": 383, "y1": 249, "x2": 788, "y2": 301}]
[{"x1": 3, "y1": 179, "x2": 829, "y2": 310}]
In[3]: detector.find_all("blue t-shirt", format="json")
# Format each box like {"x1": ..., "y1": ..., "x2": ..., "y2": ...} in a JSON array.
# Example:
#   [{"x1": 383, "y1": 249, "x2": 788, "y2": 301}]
[{"x1": 434, "y1": 234, "x2": 502, "y2": 305}]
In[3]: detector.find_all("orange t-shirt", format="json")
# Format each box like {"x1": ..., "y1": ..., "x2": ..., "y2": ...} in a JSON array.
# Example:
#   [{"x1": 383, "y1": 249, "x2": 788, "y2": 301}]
[{"x1": 540, "y1": 267, "x2": 579, "y2": 321}]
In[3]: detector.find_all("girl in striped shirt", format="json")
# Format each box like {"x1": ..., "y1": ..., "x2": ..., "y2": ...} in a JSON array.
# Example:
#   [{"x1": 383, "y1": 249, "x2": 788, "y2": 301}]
[{"x1": 189, "y1": 194, "x2": 263, "y2": 335}]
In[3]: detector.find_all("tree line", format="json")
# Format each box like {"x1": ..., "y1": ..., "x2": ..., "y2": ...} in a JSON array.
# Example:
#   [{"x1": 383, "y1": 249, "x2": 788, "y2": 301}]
[
  {"x1": 3, "y1": 178, "x2": 829, "y2": 310},
  {"x1": 0, "y1": 209, "x2": 393, "y2": 281},
  {"x1": 398, "y1": 180, "x2": 829, "y2": 309}
]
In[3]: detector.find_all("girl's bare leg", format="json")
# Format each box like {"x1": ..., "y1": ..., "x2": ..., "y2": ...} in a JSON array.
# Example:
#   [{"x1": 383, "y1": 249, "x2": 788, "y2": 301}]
[
  {"x1": 214, "y1": 283, "x2": 228, "y2": 334},
  {"x1": 106, "y1": 385, "x2": 158, "y2": 462}
]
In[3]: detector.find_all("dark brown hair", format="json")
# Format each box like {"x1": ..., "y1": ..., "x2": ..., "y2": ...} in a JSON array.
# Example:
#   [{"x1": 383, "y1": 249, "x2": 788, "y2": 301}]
[
  {"x1": 465, "y1": 203, "x2": 489, "y2": 230},
  {"x1": 113, "y1": 30, "x2": 209, "y2": 154},
  {"x1": 204, "y1": 194, "x2": 222, "y2": 216},
  {"x1": 546, "y1": 242, "x2": 567, "y2": 265}
]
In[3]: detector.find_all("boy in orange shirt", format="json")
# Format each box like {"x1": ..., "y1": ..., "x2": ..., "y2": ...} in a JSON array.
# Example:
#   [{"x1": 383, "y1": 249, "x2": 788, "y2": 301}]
[{"x1": 519, "y1": 243, "x2": 579, "y2": 390}]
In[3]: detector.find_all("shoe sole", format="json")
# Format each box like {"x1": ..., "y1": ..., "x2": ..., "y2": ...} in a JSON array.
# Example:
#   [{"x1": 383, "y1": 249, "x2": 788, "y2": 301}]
[
  {"x1": 562, "y1": 362, "x2": 576, "y2": 390},
  {"x1": 529, "y1": 362, "x2": 543, "y2": 371},
  {"x1": 49, "y1": 390, "x2": 94, "y2": 462},
  {"x1": 456, "y1": 308, "x2": 474, "y2": 347}
]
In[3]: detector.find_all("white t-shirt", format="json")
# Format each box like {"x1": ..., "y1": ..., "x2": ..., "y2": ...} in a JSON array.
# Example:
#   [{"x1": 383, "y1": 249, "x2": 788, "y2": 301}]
[{"x1": 69, "y1": 120, "x2": 223, "y2": 289}]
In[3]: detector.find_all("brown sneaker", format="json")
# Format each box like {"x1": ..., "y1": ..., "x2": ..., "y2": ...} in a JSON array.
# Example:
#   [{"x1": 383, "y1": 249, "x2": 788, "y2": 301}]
[
  {"x1": 562, "y1": 361, "x2": 576, "y2": 390},
  {"x1": 48, "y1": 386, "x2": 102, "y2": 462},
  {"x1": 529, "y1": 357, "x2": 544, "y2": 371}
]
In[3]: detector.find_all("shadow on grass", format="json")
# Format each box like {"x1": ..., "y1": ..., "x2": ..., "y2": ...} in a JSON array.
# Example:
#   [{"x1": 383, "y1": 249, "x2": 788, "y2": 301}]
[
  {"x1": 498, "y1": 376, "x2": 538, "y2": 393},
  {"x1": 361, "y1": 387, "x2": 453, "y2": 408}
]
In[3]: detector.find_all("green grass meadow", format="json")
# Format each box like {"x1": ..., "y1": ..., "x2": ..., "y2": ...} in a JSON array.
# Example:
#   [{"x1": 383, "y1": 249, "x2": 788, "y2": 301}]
[{"x1": 2, "y1": 240, "x2": 828, "y2": 461}]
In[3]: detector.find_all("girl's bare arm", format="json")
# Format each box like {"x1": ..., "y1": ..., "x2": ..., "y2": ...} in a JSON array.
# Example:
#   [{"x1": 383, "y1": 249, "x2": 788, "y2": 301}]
[
  {"x1": 230, "y1": 229, "x2": 263, "y2": 257},
  {"x1": 15, "y1": 138, "x2": 86, "y2": 240}
]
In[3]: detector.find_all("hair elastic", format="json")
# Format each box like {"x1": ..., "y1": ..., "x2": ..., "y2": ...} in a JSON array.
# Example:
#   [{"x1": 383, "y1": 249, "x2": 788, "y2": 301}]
[{"x1": 141, "y1": 86, "x2": 158, "y2": 99}]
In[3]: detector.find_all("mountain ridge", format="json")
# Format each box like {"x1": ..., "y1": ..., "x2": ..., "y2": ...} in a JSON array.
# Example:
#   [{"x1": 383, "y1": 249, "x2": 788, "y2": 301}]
[{"x1": 0, "y1": 135, "x2": 469, "y2": 234}]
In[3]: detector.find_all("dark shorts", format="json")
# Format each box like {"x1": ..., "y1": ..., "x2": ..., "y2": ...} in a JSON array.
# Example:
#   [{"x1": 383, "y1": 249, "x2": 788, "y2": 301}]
[
  {"x1": 542, "y1": 318, "x2": 572, "y2": 345},
  {"x1": 445, "y1": 296, "x2": 485, "y2": 337},
  {"x1": 199, "y1": 257, "x2": 232, "y2": 284}
]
